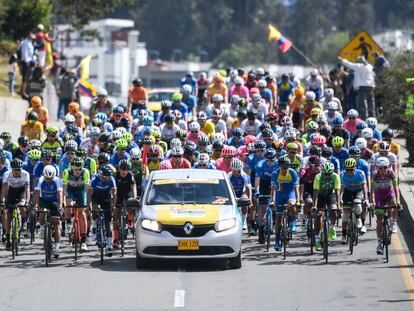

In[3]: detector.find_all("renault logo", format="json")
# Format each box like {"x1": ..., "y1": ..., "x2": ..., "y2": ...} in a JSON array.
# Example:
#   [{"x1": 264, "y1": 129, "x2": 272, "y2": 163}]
[{"x1": 184, "y1": 222, "x2": 194, "y2": 235}]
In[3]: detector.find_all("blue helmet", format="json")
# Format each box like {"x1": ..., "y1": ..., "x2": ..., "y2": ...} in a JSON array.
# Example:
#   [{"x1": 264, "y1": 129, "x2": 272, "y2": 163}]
[
  {"x1": 112, "y1": 106, "x2": 124, "y2": 114},
  {"x1": 331, "y1": 115, "x2": 344, "y2": 126},
  {"x1": 265, "y1": 148, "x2": 277, "y2": 160},
  {"x1": 142, "y1": 115, "x2": 153, "y2": 127},
  {"x1": 232, "y1": 127, "x2": 243, "y2": 137},
  {"x1": 349, "y1": 145, "x2": 361, "y2": 156},
  {"x1": 95, "y1": 112, "x2": 108, "y2": 123},
  {"x1": 255, "y1": 140, "x2": 266, "y2": 150},
  {"x1": 142, "y1": 126, "x2": 153, "y2": 136},
  {"x1": 356, "y1": 121, "x2": 367, "y2": 131}
]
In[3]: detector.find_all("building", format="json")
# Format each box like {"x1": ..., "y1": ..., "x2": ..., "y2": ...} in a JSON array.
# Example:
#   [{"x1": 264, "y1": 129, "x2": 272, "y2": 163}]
[
  {"x1": 55, "y1": 19, "x2": 148, "y2": 103},
  {"x1": 373, "y1": 30, "x2": 414, "y2": 54}
]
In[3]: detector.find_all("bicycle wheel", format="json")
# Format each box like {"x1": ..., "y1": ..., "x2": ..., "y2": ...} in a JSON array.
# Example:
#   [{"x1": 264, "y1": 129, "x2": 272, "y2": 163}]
[
  {"x1": 29, "y1": 213, "x2": 36, "y2": 244},
  {"x1": 99, "y1": 223, "x2": 104, "y2": 265},
  {"x1": 383, "y1": 219, "x2": 389, "y2": 263},
  {"x1": 323, "y1": 219, "x2": 329, "y2": 263},
  {"x1": 74, "y1": 221, "x2": 79, "y2": 261},
  {"x1": 309, "y1": 215, "x2": 314, "y2": 255},
  {"x1": 11, "y1": 218, "x2": 16, "y2": 259},
  {"x1": 44, "y1": 224, "x2": 50, "y2": 266},
  {"x1": 348, "y1": 219, "x2": 353, "y2": 255},
  {"x1": 282, "y1": 216, "x2": 287, "y2": 260},
  {"x1": 120, "y1": 211, "x2": 125, "y2": 257}
]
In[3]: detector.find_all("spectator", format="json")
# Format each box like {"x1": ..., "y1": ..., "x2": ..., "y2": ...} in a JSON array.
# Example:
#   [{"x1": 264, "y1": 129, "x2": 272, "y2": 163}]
[
  {"x1": 57, "y1": 68, "x2": 76, "y2": 120},
  {"x1": 28, "y1": 66, "x2": 46, "y2": 104},
  {"x1": 342, "y1": 67, "x2": 357, "y2": 113},
  {"x1": 8, "y1": 53, "x2": 18, "y2": 96},
  {"x1": 339, "y1": 56, "x2": 376, "y2": 118},
  {"x1": 128, "y1": 79, "x2": 148, "y2": 114},
  {"x1": 34, "y1": 24, "x2": 52, "y2": 68},
  {"x1": 19, "y1": 32, "x2": 35, "y2": 99}
]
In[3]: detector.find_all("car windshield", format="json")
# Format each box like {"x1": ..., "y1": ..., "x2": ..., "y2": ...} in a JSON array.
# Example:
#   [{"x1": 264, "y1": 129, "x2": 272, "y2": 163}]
[
  {"x1": 146, "y1": 180, "x2": 232, "y2": 205},
  {"x1": 148, "y1": 92, "x2": 174, "y2": 102}
]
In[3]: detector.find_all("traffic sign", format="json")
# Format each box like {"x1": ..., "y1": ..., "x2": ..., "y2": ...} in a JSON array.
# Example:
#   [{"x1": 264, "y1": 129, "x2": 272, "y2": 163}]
[{"x1": 338, "y1": 30, "x2": 384, "y2": 64}]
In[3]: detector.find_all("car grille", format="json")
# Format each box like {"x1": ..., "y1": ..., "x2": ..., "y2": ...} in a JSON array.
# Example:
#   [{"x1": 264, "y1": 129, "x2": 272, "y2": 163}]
[
  {"x1": 162, "y1": 224, "x2": 215, "y2": 237},
  {"x1": 143, "y1": 246, "x2": 235, "y2": 256}
]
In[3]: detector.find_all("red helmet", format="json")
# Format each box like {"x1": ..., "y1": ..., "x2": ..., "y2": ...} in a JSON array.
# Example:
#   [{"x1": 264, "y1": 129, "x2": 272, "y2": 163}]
[
  {"x1": 222, "y1": 146, "x2": 237, "y2": 157},
  {"x1": 249, "y1": 87, "x2": 260, "y2": 96},
  {"x1": 244, "y1": 135, "x2": 257, "y2": 146},
  {"x1": 265, "y1": 112, "x2": 279, "y2": 122},
  {"x1": 312, "y1": 135, "x2": 327, "y2": 146},
  {"x1": 149, "y1": 145, "x2": 162, "y2": 158}
]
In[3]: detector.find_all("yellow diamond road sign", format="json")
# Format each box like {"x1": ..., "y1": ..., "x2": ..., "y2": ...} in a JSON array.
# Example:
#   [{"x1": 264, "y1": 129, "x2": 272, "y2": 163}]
[{"x1": 338, "y1": 30, "x2": 385, "y2": 64}]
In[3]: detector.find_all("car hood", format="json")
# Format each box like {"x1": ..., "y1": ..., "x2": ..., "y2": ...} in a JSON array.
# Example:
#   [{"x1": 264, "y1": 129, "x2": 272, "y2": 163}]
[{"x1": 142, "y1": 204, "x2": 235, "y2": 225}]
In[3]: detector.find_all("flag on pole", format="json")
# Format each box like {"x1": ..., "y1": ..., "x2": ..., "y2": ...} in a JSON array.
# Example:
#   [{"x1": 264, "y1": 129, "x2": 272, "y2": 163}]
[
  {"x1": 268, "y1": 24, "x2": 292, "y2": 53},
  {"x1": 78, "y1": 79, "x2": 97, "y2": 98},
  {"x1": 45, "y1": 40, "x2": 54, "y2": 67},
  {"x1": 79, "y1": 55, "x2": 92, "y2": 81}
]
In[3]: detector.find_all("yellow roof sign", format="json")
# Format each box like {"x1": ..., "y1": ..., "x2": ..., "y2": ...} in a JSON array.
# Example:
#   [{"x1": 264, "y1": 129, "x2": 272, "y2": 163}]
[{"x1": 338, "y1": 30, "x2": 384, "y2": 64}]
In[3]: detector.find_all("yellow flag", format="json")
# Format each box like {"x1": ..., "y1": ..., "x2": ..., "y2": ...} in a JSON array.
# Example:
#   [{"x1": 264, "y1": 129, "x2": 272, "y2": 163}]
[
  {"x1": 80, "y1": 55, "x2": 92, "y2": 81},
  {"x1": 268, "y1": 24, "x2": 282, "y2": 42},
  {"x1": 45, "y1": 40, "x2": 53, "y2": 67}
]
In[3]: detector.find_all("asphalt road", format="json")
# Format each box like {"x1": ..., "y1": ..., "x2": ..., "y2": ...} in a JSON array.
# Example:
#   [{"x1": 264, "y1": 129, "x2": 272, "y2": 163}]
[{"x1": 0, "y1": 217, "x2": 413, "y2": 311}]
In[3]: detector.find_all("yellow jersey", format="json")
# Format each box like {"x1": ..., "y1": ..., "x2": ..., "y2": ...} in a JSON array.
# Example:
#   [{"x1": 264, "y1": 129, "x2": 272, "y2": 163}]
[
  {"x1": 21, "y1": 121, "x2": 44, "y2": 140},
  {"x1": 27, "y1": 107, "x2": 49, "y2": 126},
  {"x1": 201, "y1": 120, "x2": 215, "y2": 138}
]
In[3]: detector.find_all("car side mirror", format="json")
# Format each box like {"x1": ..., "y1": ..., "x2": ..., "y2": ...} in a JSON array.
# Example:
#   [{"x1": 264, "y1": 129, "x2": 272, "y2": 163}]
[{"x1": 127, "y1": 198, "x2": 141, "y2": 209}]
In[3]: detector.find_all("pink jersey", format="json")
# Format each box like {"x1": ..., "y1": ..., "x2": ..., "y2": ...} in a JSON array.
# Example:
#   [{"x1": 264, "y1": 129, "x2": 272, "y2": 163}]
[
  {"x1": 215, "y1": 158, "x2": 232, "y2": 173},
  {"x1": 230, "y1": 85, "x2": 250, "y2": 100}
]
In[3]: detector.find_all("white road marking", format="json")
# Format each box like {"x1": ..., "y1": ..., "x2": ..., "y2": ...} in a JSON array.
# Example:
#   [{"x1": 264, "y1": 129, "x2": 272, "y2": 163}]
[{"x1": 174, "y1": 290, "x2": 185, "y2": 308}]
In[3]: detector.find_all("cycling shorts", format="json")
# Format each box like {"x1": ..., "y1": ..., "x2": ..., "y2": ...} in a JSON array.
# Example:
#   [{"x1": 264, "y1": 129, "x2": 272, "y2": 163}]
[
  {"x1": 374, "y1": 194, "x2": 396, "y2": 216},
  {"x1": 67, "y1": 187, "x2": 87, "y2": 207},
  {"x1": 275, "y1": 192, "x2": 296, "y2": 212},
  {"x1": 342, "y1": 189, "x2": 363, "y2": 208},
  {"x1": 6, "y1": 186, "x2": 26, "y2": 212},
  {"x1": 39, "y1": 199, "x2": 60, "y2": 217},
  {"x1": 316, "y1": 193, "x2": 337, "y2": 210},
  {"x1": 116, "y1": 192, "x2": 133, "y2": 206}
]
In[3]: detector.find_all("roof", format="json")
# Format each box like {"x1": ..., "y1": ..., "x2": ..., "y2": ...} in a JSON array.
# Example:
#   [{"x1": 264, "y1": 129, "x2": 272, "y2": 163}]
[{"x1": 151, "y1": 169, "x2": 227, "y2": 181}]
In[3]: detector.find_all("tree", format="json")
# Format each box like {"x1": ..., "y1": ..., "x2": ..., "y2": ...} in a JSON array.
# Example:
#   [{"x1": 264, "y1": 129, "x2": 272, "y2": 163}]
[{"x1": 313, "y1": 32, "x2": 350, "y2": 64}]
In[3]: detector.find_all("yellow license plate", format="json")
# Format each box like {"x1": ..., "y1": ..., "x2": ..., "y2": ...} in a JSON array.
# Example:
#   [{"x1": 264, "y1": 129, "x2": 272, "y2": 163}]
[{"x1": 178, "y1": 240, "x2": 199, "y2": 250}]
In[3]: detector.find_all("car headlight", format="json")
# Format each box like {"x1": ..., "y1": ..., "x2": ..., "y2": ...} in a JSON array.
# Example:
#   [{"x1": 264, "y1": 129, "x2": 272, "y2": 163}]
[
  {"x1": 141, "y1": 219, "x2": 163, "y2": 232},
  {"x1": 215, "y1": 218, "x2": 236, "y2": 232}
]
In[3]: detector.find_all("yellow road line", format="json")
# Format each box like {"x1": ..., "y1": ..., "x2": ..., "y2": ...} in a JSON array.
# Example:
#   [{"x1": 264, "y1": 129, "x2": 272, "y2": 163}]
[{"x1": 393, "y1": 233, "x2": 414, "y2": 309}]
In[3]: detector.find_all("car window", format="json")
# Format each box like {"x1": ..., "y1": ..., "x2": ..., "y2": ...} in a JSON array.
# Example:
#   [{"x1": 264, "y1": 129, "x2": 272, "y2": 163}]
[
  {"x1": 146, "y1": 180, "x2": 232, "y2": 205},
  {"x1": 148, "y1": 92, "x2": 173, "y2": 102}
]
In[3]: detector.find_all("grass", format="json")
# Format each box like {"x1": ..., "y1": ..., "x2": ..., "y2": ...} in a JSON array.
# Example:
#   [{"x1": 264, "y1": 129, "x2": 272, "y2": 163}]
[{"x1": 0, "y1": 55, "x2": 21, "y2": 97}]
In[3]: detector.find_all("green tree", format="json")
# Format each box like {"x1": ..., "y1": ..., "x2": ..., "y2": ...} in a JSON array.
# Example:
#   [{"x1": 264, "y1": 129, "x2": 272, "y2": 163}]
[{"x1": 313, "y1": 32, "x2": 350, "y2": 64}]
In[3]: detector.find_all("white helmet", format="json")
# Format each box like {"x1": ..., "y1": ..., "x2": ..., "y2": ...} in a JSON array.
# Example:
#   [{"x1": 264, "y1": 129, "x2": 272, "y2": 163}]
[
  {"x1": 258, "y1": 79, "x2": 267, "y2": 88},
  {"x1": 212, "y1": 132, "x2": 225, "y2": 144},
  {"x1": 117, "y1": 127, "x2": 128, "y2": 134},
  {"x1": 170, "y1": 138, "x2": 182, "y2": 149},
  {"x1": 326, "y1": 101, "x2": 338, "y2": 110},
  {"x1": 305, "y1": 91, "x2": 316, "y2": 101},
  {"x1": 310, "y1": 69, "x2": 318, "y2": 76},
  {"x1": 64, "y1": 114, "x2": 76, "y2": 123},
  {"x1": 281, "y1": 116, "x2": 292, "y2": 126},
  {"x1": 130, "y1": 147, "x2": 141, "y2": 159},
  {"x1": 251, "y1": 93, "x2": 262, "y2": 103},
  {"x1": 199, "y1": 72, "x2": 207, "y2": 79},
  {"x1": 97, "y1": 87, "x2": 108, "y2": 97},
  {"x1": 189, "y1": 121, "x2": 200, "y2": 132},
  {"x1": 211, "y1": 93, "x2": 224, "y2": 102},
  {"x1": 43, "y1": 165, "x2": 56, "y2": 179},
  {"x1": 324, "y1": 88, "x2": 334, "y2": 97},
  {"x1": 211, "y1": 108, "x2": 223, "y2": 118},
  {"x1": 347, "y1": 109, "x2": 359, "y2": 118},
  {"x1": 171, "y1": 146, "x2": 184, "y2": 156},
  {"x1": 112, "y1": 131, "x2": 122, "y2": 140},
  {"x1": 361, "y1": 127, "x2": 374, "y2": 139},
  {"x1": 366, "y1": 117, "x2": 378, "y2": 128},
  {"x1": 181, "y1": 84, "x2": 192, "y2": 94},
  {"x1": 256, "y1": 67, "x2": 265, "y2": 75},
  {"x1": 197, "y1": 153, "x2": 210, "y2": 165},
  {"x1": 376, "y1": 157, "x2": 390, "y2": 168},
  {"x1": 231, "y1": 159, "x2": 244, "y2": 171},
  {"x1": 355, "y1": 137, "x2": 367, "y2": 150},
  {"x1": 0, "y1": 138, "x2": 4, "y2": 150},
  {"x1": 234, "y1": 76, "x2": 244, "y2": 85},
  {"x1": 315, "y1": 114, "x2": 327, "y2": 123}
]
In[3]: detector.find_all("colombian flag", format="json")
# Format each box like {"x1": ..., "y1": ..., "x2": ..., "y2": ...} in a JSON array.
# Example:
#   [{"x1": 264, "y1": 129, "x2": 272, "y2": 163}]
[
  {"x1": 79, "y1": 55, "x2": 92, "y2": 81},
  {"x1": 79, "y1": 79, "x2": 97, "y2": 98},
  {"x1": 268, "y1": 24, "x2": 292, "y2": 53}
]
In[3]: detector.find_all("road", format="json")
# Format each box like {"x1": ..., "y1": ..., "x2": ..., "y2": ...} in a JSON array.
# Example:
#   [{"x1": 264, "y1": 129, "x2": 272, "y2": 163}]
[{"x1": 0, "y1": 217, "x2": 413, "y2": 311}]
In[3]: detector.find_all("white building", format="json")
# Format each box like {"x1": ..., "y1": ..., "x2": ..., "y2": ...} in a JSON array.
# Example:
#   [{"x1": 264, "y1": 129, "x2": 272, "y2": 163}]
[
  {"x1": 55, "y1": 19, "x2": 148, "y2": 103},
  {"x1": 373, "y1": 30, "x2": 414, "y2": 54}
]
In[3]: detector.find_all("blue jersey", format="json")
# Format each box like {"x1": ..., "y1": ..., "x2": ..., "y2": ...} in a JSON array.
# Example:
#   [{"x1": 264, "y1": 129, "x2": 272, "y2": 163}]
[
  {"x1": 333, "y1": 148, "x2": 349, "y2": 170},
  {"x1": 356, "y1": 158, "x2": 370, "y2": 180},
  {"x1": 90, "y1": 175, "x2": 116, "y2": 193},
  {"x1": 180, "y1": 78, "x2": 197, "y2": 96},
  {"x1": 271, "y1": 168, "x2": 299, "y2": 194},
  {"x1": 35, "y1": 176, "x2": 62, "y2": 202},
  {"x1": 226, "y1": 137, "x2": 244, "y2": 148},
  {"x1": 260, "y1": 88, "x2": 273, "y2": 102},
  {"x1": 3, "y1": 150, "x2": 12, "y2": 162},
  {"x1": 255, "y1": 159, "x2": 278, "y2": 183},
  {"x1": 183, "y1": 95, "x2": 197, "y2": 112},
  {"x1": 23, "y1": 160, "x2": 38, "y2": 191},
  {"x1": 277, "y1": 81, "x2": 295, "y2": 103},
  {"x1": 340, "y1": 169, "x2": 366, "y2": 191},
  {"x1": 110, "y1": 152, "x2": 131, "y2": 167},
  {"x1": 229, "y1": 171, "x2": 251, "y2": 198},
  {"x1": 373, "y1": 129, "x2": 382, "y2": 140},
  {"x1": 59, "y1": 154, "x2": 71, "y2": 173},
  {"x1": 34, "y1": 162, "x2": 60, "y2": 178},
  {"x1": 171, "y1": 102, "x2": 188, "y2": 119},
  {"x1": 245, "y1": 153, "x2": 265, "y2": 184},
  {"x1": 328, "y1": 156, "x2": 341, "y2": 173}
]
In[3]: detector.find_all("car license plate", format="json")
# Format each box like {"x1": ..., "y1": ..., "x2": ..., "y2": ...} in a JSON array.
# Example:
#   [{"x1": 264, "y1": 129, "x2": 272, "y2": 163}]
[{"x1": 178, "y1": 240, "x2": 199, "y2": 250}]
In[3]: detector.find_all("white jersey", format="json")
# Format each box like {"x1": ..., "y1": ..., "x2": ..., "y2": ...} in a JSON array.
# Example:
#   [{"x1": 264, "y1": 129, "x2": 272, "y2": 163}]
[
  {"x1": 2, "y1": 170, "x2": 30, "y2": 188},
  {"x1": 80, "y1": 138, "x2": 100, "y2": 158},
  {"x1": 214, "y1": 120, "x2": 227, "y2": 135},
  {"x1": 160, "y1": 123, "x2": 180, "y2": 142},
  {"x1": 248, "y1": 102, "x2": 268, "y2": 122},
  {"x1": 241, "y1": 119, "x2": 261, "y2": 136}
]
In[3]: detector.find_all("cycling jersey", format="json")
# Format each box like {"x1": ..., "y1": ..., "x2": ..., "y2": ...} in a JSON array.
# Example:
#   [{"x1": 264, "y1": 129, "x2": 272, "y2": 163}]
[
  {"x1": 2, "y1": 170, "x2": 30, "y2": 188},
  {"x1": 313, "y1": 172, "x2": 341, "y2": 196},
  {"x1": 277, "y1": 81, "x2": 294, "y2": 106},
  {"x1": 200, "y1": 120, "x2": 215, "y2": 138},
  {"x1": 255, "y1": 159, "x2": 278, "y2": 190},
  {"x1": 169, "y1": 158, "x2": 192, "y2": 169},
  {"x1": 21, "y1": 121, "x2": 43, "y2": 140},
  {"x1": 160, "y1": 123, "x2": 180, "y2": 142},
  {"x1": 370, "y1": 152, "x2": 398, "y2": 174},
  {"x1": 89, "y1": 175, "x2": 116, "y2": 195},
  {"x1": 34, "y1": 161, "x2": 59, "y2": 178},
  {"x1": 110, "y1": 152, "x2": 131, "y2": 167},
  {"x1": 332, "y1": 148, "x2": 349, "y2": 170},
  {"x1": 226, "y1": 136, "x2": 244, "y2": 148},
  {"x1": 287, "y1": 155, "x2": 304, "y2": 173},
  {"x1": 229, "y1": 171, "x2": 251, "y2": 198},
  {"x1": 340, "y1": 169, "x2": 366, "y2": 191},
  {"x1": 356, "y1": 158, "x2": 370, "y2": 180},
  {"x1": 240, "y1": 119, "x2": 261, "y2": 136},
  {"x1": 371, "y1": 170, "x2": 397, "y2": 208},
  {"x1": 245, "y1": 153, "x2": 265, "y2": 182},
  {"x1": 62, "y1": 168, "x2": 90, "y2": 189},
  {"x1": 115, "y1": 171, "x2": 135, "y2": 200},
  {"x1": 36, "y1": 176, "x2": 62, "y2": 202},
  {"x1": 271, "y1": 168, "x2": 299, "y2": 194},
  {"x1": 215, "y1": 158, "x2": 232, "y2": 173},
  {"x1": 300, "y1": 166, "x2": 321, "y2": 196}
]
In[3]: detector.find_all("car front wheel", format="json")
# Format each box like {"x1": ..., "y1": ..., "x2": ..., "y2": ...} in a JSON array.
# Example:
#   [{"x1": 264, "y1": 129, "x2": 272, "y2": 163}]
[{"x1": 228, "y1": 249, "x2": 242, "y2": 269}]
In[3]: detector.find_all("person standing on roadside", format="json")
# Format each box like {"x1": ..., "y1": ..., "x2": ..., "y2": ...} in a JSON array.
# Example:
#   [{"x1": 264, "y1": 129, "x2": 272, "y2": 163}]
[
  {"x1": 34, "y1": 24, "x2": 52, "y2": 69},
  {"x1": 127, "y1": 79, "x2": 148, "y2": 114},
  {"x1": 8, "y1": 53, "x2": 18, "y2": 96},
  {"x1": 19, "y1": 33, "x2": 35, "y2": 99},
  {"x1": 57, "y1": 68, "x2": 76, "y2": 120},
  {"x1": 339, "y1": 56, "x2": 376, "y2": 118}
]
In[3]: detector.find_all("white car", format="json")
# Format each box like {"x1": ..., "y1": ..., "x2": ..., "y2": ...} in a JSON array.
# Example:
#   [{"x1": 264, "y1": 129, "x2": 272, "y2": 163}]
[{"x1": 128, "y1": 169, "x2": 243, "y2": 269}]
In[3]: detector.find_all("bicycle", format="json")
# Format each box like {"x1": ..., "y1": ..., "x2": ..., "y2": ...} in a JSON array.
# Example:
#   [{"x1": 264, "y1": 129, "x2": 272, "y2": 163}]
[
  {"x1": 70, "y1": 205, "x2": 83, "y2": 261},
  {"x1": 10, "y1": 204, "x2": 21, "y2": 260},
  {"x1": 306, "y1": 208, "x2": 315, "y2": 255},
  {"x1": 37, "y1": 208, "x2": 52, "y2": 267},
  {"x1": 116, "y1": 204, "x2": 128, "y2": 257},
  {"x1": 381, "y1": 204, "x2": 393, "y2": 263},
  {"x1": 91, "y1": 208, "x2": 108, "y2": 265},
  {"x1": 347, "y1": 204, "x2": 359, "y2": 255},
  {"x1": 258, "y1": 195, "x2": 273, "y2": 252},
  {"x1": 27, "y1": 202, "x2": 37, "y2": 244},
  {"x1": 321, "y1": 204, "x2": 330, "y2": 264},
  {"x1": 280, "y1": 203, "x2": 291, "y2": 260}
]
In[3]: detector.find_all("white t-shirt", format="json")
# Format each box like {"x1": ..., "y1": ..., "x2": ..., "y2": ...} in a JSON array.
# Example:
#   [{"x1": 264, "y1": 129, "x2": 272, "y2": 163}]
[{"x1": 2, "y1": 170, "x2": 30, "y2": 188}]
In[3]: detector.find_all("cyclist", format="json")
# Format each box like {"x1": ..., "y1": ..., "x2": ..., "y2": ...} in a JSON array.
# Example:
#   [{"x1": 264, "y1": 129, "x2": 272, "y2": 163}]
[
  {"x1": 285, "y1": 143, "x2": 304, "y2": 173},
  {"x1": 113, "y1": 160, "x2": 136, "y2": 249},
  {"x1": 24, "y1": 149, "x2": 41, "y2": 192},
  {"x1": 160, "y1": 112, "x2": 180, "y2": 144},
  {"x1": 255, "y1": 148, "x2": 278, "y2": 243},
  {"x1": 271, "y1": 156, "x2": 300, "y2": 251},
  {"x1": 227, "y1": 127, "x2": 244, "y2": 148},
  {"x1": 193, "y1": 153, "x2": 216, "y2": 169},
  {"x1": 26, "y1": 96, "x2": 49, "y2": 126},
  {"x1": 340, "y1": 158, "x2": 368, "y2": 244},
  {"x1": 12, "y1": 136, "x2": 29, "y2": 160},
  {"x1": 109, "y1": 106, "x2": 130, "y2": 131},
  {"x1": 370, "y1": 141, "x2": 399, "y2": 180},
  {"x1": 169, "y1": 147, "x2": 191, "y2": 169},
  {"x1": 313, "y1": 162, "x2": 341, "y2": 251},
  {"x1": 35, "y1": 165, "x2": 63, "y2": 258},
  {"x1": 373, "y1": 128, "x2": 400, "y2": 157},
  {"x1": 332, "y1": 136, "x2": 349, "y2": 170},
  {"x1": 128, "y1": 148, "x2": 147, "y2": 197},
  {"x1": 300, "y1": 156, "x2": 321, "y2": 225},
  {"x1": 76, "y1": 147, "x2": 97, "y2": 177},
  {"x1": 89, "y1": 88, "x2": 113, "y2": 119},
  {"x1": 1, "y1": 159, "x2": 30, "y2": 251},
  {"x1": 21, "y1": 111, "x2": 44, "y2": 140},
  {"x1": 215, "y1": 146, "x2": 237, "y2": 173},
  {"x1": 62, "y1": 157, "x2": 90, "y2": 251},
  {"x1": 59, "y1": 140, "x2": 78, "y2": 176},
  {"x1": 371, "y1": 157, "x2": 400, "y2": 254},
  {"x1": 366, "y1": 117, "x2": 382, "y2": 140},
  {"x1": 88, "y1": 165, "x2": 117, "y2": 257},
  {"x1": 42, "y1": 125, "x2": 63, "y2": 161},
  {"x1": 241, "y1": 109, "x2": 261, "y2": 136},
  {"x1": 33, "y1": 150, "x2": 59, "y2": 188},
  {"x1": 80, "y1": 127, "x2": 101, "y2": 158},
  {"x1": 0, "y1": 132, "x2": 17, "y2": 152},
  {"x1": 110, "y1": 139, "x2": 130, "y2": 169}
]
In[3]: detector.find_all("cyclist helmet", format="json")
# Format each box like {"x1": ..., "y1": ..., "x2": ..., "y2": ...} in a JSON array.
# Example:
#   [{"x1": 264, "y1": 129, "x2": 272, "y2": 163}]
[
  {"x1": 307, "y1": 121, "x2": 319, "y2": 132},
  {"x1": 112, "y1": 105, "x2": 124, "y2": 114},
  {"x1": 71, "y1": 157, "x2": 84, "y2": 168},
  {"x1": 118, "y1": 159, "x2": 130, "y2": 170},
  {"x1": 281, "y1": 116, "x2": 292, "y2": 126},
  {"x1": 27, "y1": 111, "x2": 39, "y2": 121},
  {"x1": 309, "y1": 145, "x2": 322, "y2": 156},
  {"x1": 287, "y1": 142, "x2": 299, "y2": 151},
  {"x1": 46, "y1": 125, "x2": 58, "y2": 135},
  {"x1": 212, "y1": 108, "x2": 223, "y2": 118},
  {"x1": 98, "y1": 152, "x2": 110, "y2": 163},
  {"x1": 181, "y1": 84, "x2": 192, "y2": 95},
  {"x1": 361, "y1": 127, "x2": 373, "y2": 139},
  {"x1": 43, "y1": 165, "x2": 56, "y2": 178},
  {"x1": 347, "y1": 109, "x2": 359, "y2": 118},
  {"x1": 76, "y1": 147, "x2": 87, "y2": 158},
  {"x1": 247, "y1": 108, "x2": 257, "y2": 120},
  {"x1": 322, "y1": 162, "x2": 335, "y2": 174},
  {"x1": 331, "y1": 115, "x2": 344, "y2": 126},
  {"x1": 99, "y1": 165, "x2": 112, "y2": 177},
  {"x1": 98, "y1": 132, "x2": 111, "y2": 143},
  {"x1": 151, "y1": 130, "x2": 161, "y2": 140},
  {"x1": 321, "y1": 146, "x2": 333, "y2": 158},
  {"x1": 189, "y1": 121, "x2": 200, "y2": 132},
  {"x1": 29, "y1": 139, "x2": 41, "y2": 149},
  {"x1": 212, "y1": 93, "x2": 224, "y2": 103},
  {"x1": 378, "y1": 141, "x2": 390, "y2": 152},
  {"x1": 29, "y1": 149, "x2": 42, "y2": 160},
  {"x1": 332, "y1": 136, "x2": 345, "y2": 147},
  {"x1": 116, "y1": 139, "x2": 128, "y2": 150},
  {"x1": 64, "y1": 114, "x2": 76, "y2": 123},
  {"x1": 18, "y1": 136, "x2": 29, "y2": 146},
  {"x1": 349, "y1": 145, "x2": 361, "y2": 156},
  {"x1": 65, "y1": 140, "x2": 78, "y2": 152},
  {"x1": 278, "y1": 156, "x2": 291, "y2": 166},
  {"x1": 265, "y1": 112, "x2": 278, "y2": 122},
  {"x1": 171, "y1": 146, "x2": 184, "y2": 156},
  {"x1": 355, "y1": 137, "x2": 368, "y2": 150},
  {"x1": 255, "y1": 140, "x2": 266, "y2": 151},
  {"x1": 237, "y1": 108, "x2": 247, "y2": 119},
  {"x1": 244, "y1": 135, "x2": 257, "y2": 145},
  {"x1": 161, "y1": 100, "x2": 172, "y2": 109},
  {"x1": 122, "y1": 132, "x2": 133, "y2": 143},
  {"x1": 294, "y1": 86, "x2": 304, "y2": 97},
  {"x1": 197, "y1": 111, "x2": 208, "y2": 121},
  {"x1": 311, "y1": 108, "x2": 322, "y2": 117},
  {"x1": 11, "y1": 158, "x2": 23, "y2": 169},
  {"x1": 175, "y1": 129, "x2": 187, "y2": 139},
  {"x1": 222, "y1": 146, "x2": 237, "y2": 157},
  {"x1": 170, "y1": 138, "x2": 182, "y2": 149},
  {"x1": 376, "y1": 157, "x2": 390, "y2": 168},
  {"x1": 305, "y1": 91, "x2": 316, "y2": 101},
  {"x1": 319, "y1": 125, "x2": 332, "y2": 139},
  {"x1": 212, "y1": 141, "x2": 224, "y2": 151},
  {"x1": 247, "y1": 142, "x2": 256, "y2": 153},
  {"x1": 231, "y1": 159, "x2": 244, "y2": 171},
  {"x1": 312, "y1": 135, "x2": 326, "y2": 146},
  {"x1": 230, "y1": 94, "x2": 241, "y2": 105},
  {"x1": 265, "y1": 148, "x2": 277, "y2": 160},
  {"x1": 185, "y1": 142, "x2": 196, "y2": 153},
  {"x1": 366, "y1": 117, "x2": 378, "y2": 129},
  {"x1": 308, "y1": 155, "x2": 321, "y2": 166},
  {"x1": 149, "y1": 145, "x2": 162, "y2": 158},
  {"x1": 41, "y1": 149, "x2": 53, "y2": 159},
  {"x1": 251, "y1": 93, "x2": 262, "y2": 103},
  {"x1": 164, "y1": 112, "x2": 175, "y2": 123},
  {"x1": 326, "y1": 101, "x2": 338, "y2": 110},
  {"x1": 112, "y1": 131, "x2": 122, "y2": 141},
  {"x1": 213, "y1": 132, "x2": 225, "y2": 144},
  {"x1": 130, "y1": 148, "x2": 141, "y2": 159},
  {"x1": 142, "y1": 115, "x2": 153, "y2": 127},
  {"x1": 344, "y1": 158, "x2": 357, "y2": 169},
  {"x1": 356, "y1": 121, "x2": 368, "y2": 131},
  {"x1": 0, "y1": 132, "x2": 11, "y2": 140},
  {"x1": 160, "y1": 160, "x2": 172, "y2": 170},
  {"x1": 197, "y1": 153, "x2": 210, "y2": 165},
  {"x1": 198, "y1": 134, "x2": 209, "y2": 145},
  {"x1": 284, "y1": 129, "x2": 297, "y2": 140},
  {"x1": 382, "y1": 128, "x2": 394, "y2": 139},
  {"x1": 324, "y1": 88, "x2": 334, "y2": 97},
  {"x1": 172, "y1": 92, "x2": 183, "y2": 102},
  {"x1": 174, "y1": 110, "x2": 182, "y2": 119},
  {"x1": 232, "y1": 127, "x2": 243, "y2": 137},
  {"x1": 31, "y1": 95, "x2": 42, "y2": 107}
]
